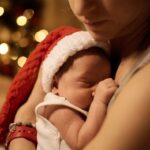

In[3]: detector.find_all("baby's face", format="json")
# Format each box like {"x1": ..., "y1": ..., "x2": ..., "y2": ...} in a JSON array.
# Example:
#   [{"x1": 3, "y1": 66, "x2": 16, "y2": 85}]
[{"x1": 52, "y1": 50, "x2": 111, "y2": 110}]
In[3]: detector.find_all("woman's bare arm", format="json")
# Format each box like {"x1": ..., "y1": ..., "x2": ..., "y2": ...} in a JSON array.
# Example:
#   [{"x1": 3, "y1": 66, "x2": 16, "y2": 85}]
[
  {"x1": 14, "y1": 68, "x2": 45, "y2": 123},
  {"x1": 9, "y1": 68, "x2": 45, "y2": 150},
  {"x1": 84, "y1": 63, "x2": 150, "y2": 150}
]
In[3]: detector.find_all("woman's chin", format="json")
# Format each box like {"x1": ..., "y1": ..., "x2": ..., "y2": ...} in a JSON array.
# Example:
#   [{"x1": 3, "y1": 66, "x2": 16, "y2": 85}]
[
  {"x1": 84, "y1": 25, "x2": 111, "y2": 42},
  {"x1": 89, "y1": 30, "x2": 110, "y2": 42}
]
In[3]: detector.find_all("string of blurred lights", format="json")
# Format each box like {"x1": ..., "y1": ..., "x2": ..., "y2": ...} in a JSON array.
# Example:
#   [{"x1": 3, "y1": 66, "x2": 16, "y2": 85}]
[{"x1": 0, "y1": 0, "x2": 48, "y2": 77}]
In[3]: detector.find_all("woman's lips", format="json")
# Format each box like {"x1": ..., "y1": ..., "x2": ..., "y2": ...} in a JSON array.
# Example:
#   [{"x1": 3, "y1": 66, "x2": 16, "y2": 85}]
[
  {"x1": 84, "y1": 20, "x2": 106, "y2": 26},
  {"x1": 83, "y1": 20, "x2": 107, "y2": 31}
]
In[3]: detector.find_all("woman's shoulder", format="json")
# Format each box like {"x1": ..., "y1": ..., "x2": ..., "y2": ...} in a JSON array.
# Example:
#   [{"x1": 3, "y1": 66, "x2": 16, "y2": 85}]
[
  {"x1": 109, "y1": 47, "x2": 150, "y2": 107},
  {"x1": 116, "y1": 61, "x2": 150, "y2": 108},
  {"x1": 111, "y1": 61, "x2": 150, "y2": 113},
  {"x1": 108, "y1": 44, "x2": 150, "y2": 110}
]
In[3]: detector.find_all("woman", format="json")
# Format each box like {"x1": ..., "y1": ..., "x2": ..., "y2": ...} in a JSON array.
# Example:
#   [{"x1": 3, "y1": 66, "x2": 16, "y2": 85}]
[
  {"x1": 68, "y1": 0, "x2": 150, "y2": 149},
  {"x1": 1, "y1": 0, "x2": 150, "y2": 149}
]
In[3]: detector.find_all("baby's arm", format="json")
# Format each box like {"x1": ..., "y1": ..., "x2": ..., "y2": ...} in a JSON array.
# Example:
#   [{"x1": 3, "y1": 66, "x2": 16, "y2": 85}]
[
  {"x1": 80, "y1": 78, "x2": 118, "y2": 144},
  {"x1": 48, "y1": 78, "x2": 118, "y2": 149}
]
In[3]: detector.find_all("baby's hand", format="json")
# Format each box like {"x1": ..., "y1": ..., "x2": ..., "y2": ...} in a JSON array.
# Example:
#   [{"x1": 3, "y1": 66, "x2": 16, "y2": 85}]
[{"x1": 92, "y1": 78, "x2": 118, "y2": 105}]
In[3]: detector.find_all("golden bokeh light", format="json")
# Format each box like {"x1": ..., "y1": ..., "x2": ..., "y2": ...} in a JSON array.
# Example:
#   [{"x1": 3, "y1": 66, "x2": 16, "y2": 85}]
[
  {"x1": 16, "y1": 16, "x2": 27, "y2": 26},
  {"x1": 0, "y1": 43, "x2": 9, "y2": 55},
  {"x1": 17, "y1": 56, "x2": 27, "y2": 67},
  {"x1": 34, "y1": 29, "x2": 48, "y2": 42},
  {"x1": 0, "y1": 7, "x2": 4, "y2": 16},
  {"x1": 23, "y1": 9, "x2": 34, "y2": 19}
]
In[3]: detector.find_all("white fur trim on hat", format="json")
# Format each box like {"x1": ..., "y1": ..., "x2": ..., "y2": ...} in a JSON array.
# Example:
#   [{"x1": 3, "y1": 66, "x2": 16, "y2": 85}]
[{"x1": 42, "y1": 31, "x2": 110, "y2": 92}]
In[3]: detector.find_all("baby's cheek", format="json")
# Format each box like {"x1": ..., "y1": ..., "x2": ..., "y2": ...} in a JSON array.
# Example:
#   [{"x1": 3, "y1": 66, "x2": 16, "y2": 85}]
[{"x1": 71, "y1": 89, "x2": 93, "y2": 109}]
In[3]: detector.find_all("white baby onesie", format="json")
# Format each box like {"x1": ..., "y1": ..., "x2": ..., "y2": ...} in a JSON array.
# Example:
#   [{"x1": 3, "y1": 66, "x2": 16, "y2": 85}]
[{"x1": 35, "y1": 93, "x2": 88, "y2": 150}]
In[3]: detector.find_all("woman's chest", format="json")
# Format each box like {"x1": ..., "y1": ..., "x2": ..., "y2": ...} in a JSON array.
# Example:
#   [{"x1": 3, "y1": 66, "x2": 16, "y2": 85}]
[{"x1": 114, "y1": 57, "x2": 138, "y2": 83}]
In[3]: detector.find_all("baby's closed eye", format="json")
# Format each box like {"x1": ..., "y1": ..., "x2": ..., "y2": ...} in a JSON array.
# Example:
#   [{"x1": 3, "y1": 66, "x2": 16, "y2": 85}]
[{"x1": 77, "y1": 80, "x2": 95, "y2": 88}]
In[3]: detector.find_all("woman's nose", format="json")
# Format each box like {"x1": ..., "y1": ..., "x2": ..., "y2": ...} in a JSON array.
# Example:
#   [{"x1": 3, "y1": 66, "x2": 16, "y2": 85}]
[{"x1": 74, "y1": 0, "x2": 98, "y2": 16}]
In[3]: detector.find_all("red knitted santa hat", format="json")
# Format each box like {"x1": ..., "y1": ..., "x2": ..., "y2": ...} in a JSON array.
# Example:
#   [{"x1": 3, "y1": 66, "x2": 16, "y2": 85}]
[{"x1": 0, "y1": 26, "x2": 109, "y2": 144}]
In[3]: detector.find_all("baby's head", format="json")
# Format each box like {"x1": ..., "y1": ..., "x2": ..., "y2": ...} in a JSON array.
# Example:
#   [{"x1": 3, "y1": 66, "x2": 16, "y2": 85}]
[
  {"x1": 42, "y1": 29, "x2": 110, "y2": 109},
  {"x1": 42, "y1": 29, "x2": 110, "y2": 93},
  {"x1": 51, "y1": 46, "x2": 111, "y2": 109}
]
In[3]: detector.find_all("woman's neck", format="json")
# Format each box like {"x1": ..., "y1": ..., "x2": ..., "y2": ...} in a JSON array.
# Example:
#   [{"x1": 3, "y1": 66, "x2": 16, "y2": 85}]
[
  {"x1": 111, "y1": 21, "x2": 150, "y2": 59},
  {"x1": 111, "y1": 21, "x2": 150, "y2": 83}
]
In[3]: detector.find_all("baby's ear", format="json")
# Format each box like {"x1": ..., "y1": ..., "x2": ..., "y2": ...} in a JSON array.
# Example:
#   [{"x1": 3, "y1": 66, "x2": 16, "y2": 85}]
[{"x1": 51, "y1": 76, "x2": 59, "y2": 95}]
